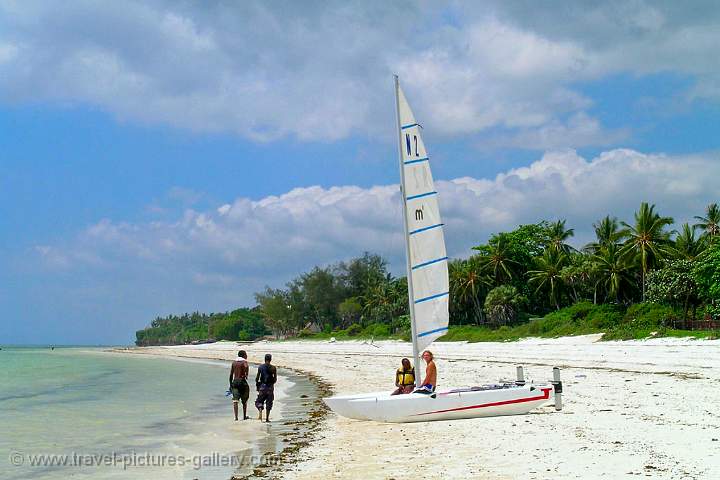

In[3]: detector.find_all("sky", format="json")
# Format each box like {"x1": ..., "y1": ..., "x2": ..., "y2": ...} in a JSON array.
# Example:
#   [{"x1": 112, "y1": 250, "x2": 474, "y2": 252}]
[{"x1": 1, "y1": 1, "x2": 719, "y2": 345}]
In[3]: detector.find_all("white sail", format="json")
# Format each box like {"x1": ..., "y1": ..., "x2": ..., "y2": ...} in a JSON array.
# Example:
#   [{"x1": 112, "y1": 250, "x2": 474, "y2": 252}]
[{"x1": 395, "y1": 79, "x2": 449, "y2": 354}]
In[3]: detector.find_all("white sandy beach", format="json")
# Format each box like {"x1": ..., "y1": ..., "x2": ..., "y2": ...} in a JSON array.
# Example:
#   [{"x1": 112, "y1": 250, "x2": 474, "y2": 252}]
[{"x1": 131, "y1": 336, "x2": 720, "y2": 479}]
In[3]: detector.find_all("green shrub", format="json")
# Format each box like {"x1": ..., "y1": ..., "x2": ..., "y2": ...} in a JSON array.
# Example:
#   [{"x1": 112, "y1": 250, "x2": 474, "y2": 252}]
[
  {"x1": 564, "y1": 301, "x2": 595, "y2": 320},
  {"x1": 363, "y1": 323, "x2": 390, "y2": 337},
  {"x1": 694, "y1": 243, "x2": 720, "y2": 317},
  {"x1": 392, "y1": 315, "x2": 411, "y2": 334},
  {"x1": 525, "y1": 319, "x2": 541, "y2": 335},
  {"x1": 398, "y1": 328, "x2": 412, "y2": 342},
  {"x1": 585, "y1": 304, "x2": 624, "y2": 329},
  {"x1": 622, "y1": 303, "x2": 678, "y2": 328},
  {"x1": 297, "y1": 328, "x2": 314, "y2": 338},
  {"x1": 345, "y1": 323, "x2": 362, "y2": 336}
]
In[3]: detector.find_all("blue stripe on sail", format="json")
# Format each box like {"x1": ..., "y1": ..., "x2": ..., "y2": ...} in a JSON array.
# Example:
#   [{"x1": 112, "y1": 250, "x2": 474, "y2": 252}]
[
  {"x1": 401, "y1": 123, "x2": 420, "y2": 130},
  {"x1": 414, "y1": 291, "x2": 449, "y2": 304},
  {"x1": 404, "y1": 157, "x2": 429, "y2": 165},
  {"x1": 409, "y1": 223, "x2": 443, "y2": 235},
  {"x1": 406, "y1": 191, "x2": 437, "y2": 201},
  {"x1": 411, "y1": 256, "x2": 448, "y2": 270},
  {"x1": 417, "y1": 326, "x2": 449, "y2": 338}
]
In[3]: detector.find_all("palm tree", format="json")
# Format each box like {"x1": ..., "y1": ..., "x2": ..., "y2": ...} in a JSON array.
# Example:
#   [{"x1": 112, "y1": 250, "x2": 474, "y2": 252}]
[
  {"x1": 389, "y1": 277, "x2": 408, "y2": 318},
  {"x1": 672, "y1": 223, "x2": 707, "y2": 260},
  {"x1": 473, "y1": 233, "x2": 519, "y2": 285},
  {"x1": 547, "y1": 219, "x2": 576, "y2": 254},
  {"x1": 560, "y1": 254, "x2": 598, "y2": 304},
  {"x1": 584, "y1": 215, "x2": 624, "y2": 253},
  {"x1": 694, "y1": 203, "x2": 720, "y2": 241},
  {"x1": 527, "y1": 250, "x2": 566, "y2": 310},
  {"x1": 620, "y1": 202, "x2": 674, "y2": 301},
  {"x1": 449, "y1": 258, "x2": 491, "y2": 325},
  {"x1": 484, "y1": 285, "x2": 527, "y2": 326},
  {"x1": 593, "y1": 244, "x2": 635, "y2": 303},
  {"x1": 360, "y1": 280, "x2": 394, "y2": 324}
]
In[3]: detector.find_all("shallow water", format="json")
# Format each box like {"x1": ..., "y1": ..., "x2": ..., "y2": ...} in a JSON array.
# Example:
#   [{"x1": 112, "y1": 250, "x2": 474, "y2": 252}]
[{"x1": 0, "y1": 347, "x2": 316, "y2": 479}]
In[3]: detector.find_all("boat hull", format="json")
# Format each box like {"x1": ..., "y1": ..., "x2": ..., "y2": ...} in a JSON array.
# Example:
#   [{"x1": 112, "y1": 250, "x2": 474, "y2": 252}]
[{"x1": 323, "y1": 384, "x2": 554, "y2": 423}]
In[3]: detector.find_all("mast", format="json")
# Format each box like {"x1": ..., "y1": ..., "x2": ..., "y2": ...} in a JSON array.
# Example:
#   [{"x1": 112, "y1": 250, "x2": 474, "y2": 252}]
[{"x1": 394, "y1": 75, "x2": 421, "y2": 388}]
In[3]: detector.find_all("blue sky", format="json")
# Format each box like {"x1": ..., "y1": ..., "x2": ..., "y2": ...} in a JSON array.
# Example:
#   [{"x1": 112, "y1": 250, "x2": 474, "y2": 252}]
[{"x1": 1, "y1": 1, "x2": 719, "y2": 344}]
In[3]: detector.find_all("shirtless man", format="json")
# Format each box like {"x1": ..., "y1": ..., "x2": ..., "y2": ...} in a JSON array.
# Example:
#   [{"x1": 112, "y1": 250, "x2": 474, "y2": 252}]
[
  {"x1": 415, "y1": 350, "x2": 437, "y2": 394},
  {"x1": 229, "y1": 350, "x2": 250, "y2": 421}
]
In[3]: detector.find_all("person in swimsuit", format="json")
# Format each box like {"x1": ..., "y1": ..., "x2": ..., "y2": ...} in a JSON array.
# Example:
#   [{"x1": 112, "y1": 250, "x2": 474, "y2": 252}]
[
  {"x1": 415, "y1": 350, "x2": 436, "y2": 394},
  {"x1": 229, "y1": 350, "x2": 250, "y2": 421},
  {"x1": 255, "y1": 353, "x2": 277, "y2": 422}
]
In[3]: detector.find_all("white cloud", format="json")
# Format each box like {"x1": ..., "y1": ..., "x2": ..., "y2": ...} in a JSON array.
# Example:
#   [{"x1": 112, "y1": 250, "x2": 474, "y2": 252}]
[
  {"x1": 0, "y1": 2, "x2": 717, "y2": 144},
  {"x1": 38, "y1": 148, "x2": 720, "y2": 311},
  {"x1": 480, "y1": 112, "x2": 629, "y2": 150},
  {"x1": 35, "y1": 245, "x2": 70, "y2": 268},
  {"x1": 0, "y1": 41, "x2": 18, "y2": 63}
]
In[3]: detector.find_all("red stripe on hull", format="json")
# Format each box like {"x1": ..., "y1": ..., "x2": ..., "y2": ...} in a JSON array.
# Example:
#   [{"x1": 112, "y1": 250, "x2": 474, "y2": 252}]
[{"x1": 414, "y1": 388, "x2": 552, "y2": 417}]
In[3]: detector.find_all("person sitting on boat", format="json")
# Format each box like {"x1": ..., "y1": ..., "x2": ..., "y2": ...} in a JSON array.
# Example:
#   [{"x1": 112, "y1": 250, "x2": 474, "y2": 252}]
[
  {"x1": 414, "y1": 350, "x2": 436, "y2": 394},
  {"x1": 391, "y1": 358, "x2": 415, "y2": 395}
]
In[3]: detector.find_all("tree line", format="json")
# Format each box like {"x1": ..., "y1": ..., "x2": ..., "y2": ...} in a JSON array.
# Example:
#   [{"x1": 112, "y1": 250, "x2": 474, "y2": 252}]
[
  {"x1": 255, "y1": 202, "x2": 720, "y2": 336},
  {"x1": 136, "y1": 201, "x2": 720, "y2": 344},
  {"x1": 135, "y1": 308, "x2": 267, "y2": 346}
]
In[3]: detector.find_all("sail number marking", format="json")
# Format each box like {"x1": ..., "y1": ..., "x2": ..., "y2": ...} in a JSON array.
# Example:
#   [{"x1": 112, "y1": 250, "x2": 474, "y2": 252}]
[{"x1": 405, "y1": 133, "x2": 420, "y2": 157}]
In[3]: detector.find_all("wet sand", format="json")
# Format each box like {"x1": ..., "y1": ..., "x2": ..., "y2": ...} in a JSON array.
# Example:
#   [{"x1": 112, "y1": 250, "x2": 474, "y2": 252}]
[{"x1": 108, "y1": 349, "x2": 330, "y2": 479}]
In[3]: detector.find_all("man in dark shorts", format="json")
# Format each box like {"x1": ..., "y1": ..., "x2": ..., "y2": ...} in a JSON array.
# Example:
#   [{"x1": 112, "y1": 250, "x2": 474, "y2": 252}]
[
  {"x1": 229, "y1": 350, "x2": 250, "y2": 421},
  {"x1": 255, "y1": 353, "x2": 277, "y2": 422}
]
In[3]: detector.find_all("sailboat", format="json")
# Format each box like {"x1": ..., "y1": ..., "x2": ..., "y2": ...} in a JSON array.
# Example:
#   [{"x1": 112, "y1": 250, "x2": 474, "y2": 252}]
[{"x1": 323, "y1": 77, "x2": 562, "y2": 423}]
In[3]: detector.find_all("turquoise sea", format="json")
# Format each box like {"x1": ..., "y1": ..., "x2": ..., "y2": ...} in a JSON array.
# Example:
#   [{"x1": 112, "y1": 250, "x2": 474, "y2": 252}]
[{"x1": 0, "y1": 347, "x2": 305, "y2": 479}]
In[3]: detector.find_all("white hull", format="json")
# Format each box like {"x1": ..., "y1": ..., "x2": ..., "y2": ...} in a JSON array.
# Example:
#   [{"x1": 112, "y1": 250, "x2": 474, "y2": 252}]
[{"x1": 324, "y1": 383, "x2": 555, "y2": 423}]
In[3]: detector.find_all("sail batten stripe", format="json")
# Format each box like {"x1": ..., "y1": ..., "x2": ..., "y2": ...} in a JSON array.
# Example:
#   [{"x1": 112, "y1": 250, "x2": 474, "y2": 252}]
[
  {"x1": 407, "y1": 191, "x2": 437, "y2": 201},
  {"x1": 412, "y1": 256, "x2": 448, "y2": 270},
  {"x1": 401, "y1": 123, "x2": 420, "y2": 130},
  {"x1": 414, "y1": 291, "x2": 449, "y2": 304},
  {"x1": 404, "y1": 157, "x2": 429, "y2": 165},
  {"x1": 417, "y1": 326, "x2": 449, "y2": 338},
  {"x1": 409, "y1": 223, "x2": 443, "y2": 235}
]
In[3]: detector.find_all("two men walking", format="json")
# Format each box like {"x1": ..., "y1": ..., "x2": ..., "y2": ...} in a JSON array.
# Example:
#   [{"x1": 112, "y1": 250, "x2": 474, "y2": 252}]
[{"x1": 229, "y1": 351, "x2": 277, "y2": 422}]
